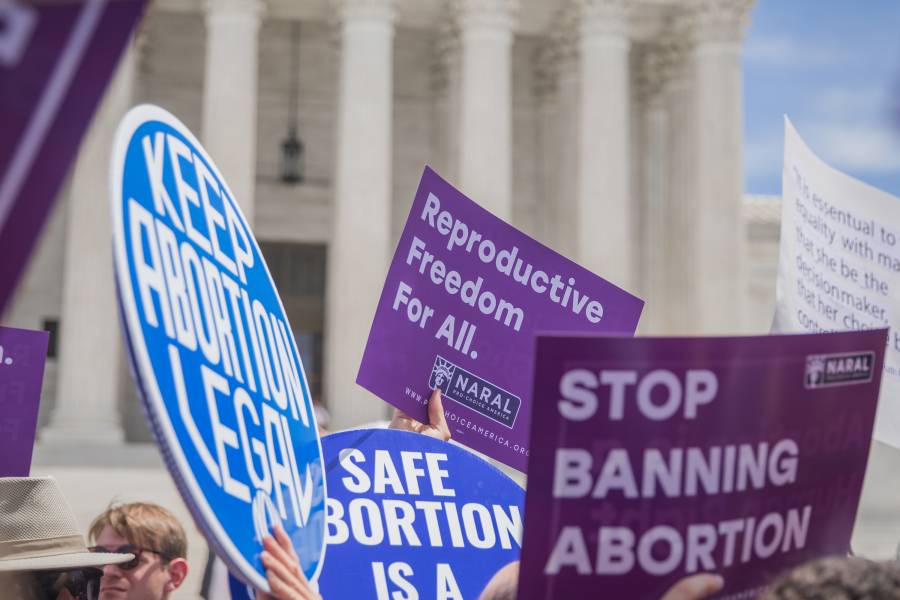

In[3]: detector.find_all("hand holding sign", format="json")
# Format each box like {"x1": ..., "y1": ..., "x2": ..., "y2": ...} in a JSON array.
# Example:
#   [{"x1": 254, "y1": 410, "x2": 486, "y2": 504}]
[
  {"x1": 389, "y1": 389, "x2": 451, "y2": 442},
  {"x1": 477, "y1": 563, "x2": 724, "y2": 600},
  {"x1": 660, "y1": 575, "x2": 725, "y2": 600},
  {"x1": 256, "y1": 526, "x2": 321, "y2": 600},
  {"x1": 477, "y1": 561, "x2": 519, "y2": 600}
]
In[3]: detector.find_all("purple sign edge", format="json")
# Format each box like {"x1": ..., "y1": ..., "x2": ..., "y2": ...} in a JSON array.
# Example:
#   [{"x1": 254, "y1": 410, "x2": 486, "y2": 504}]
[
  {"x1": 0, "y1": 325, "x2": 50, "y2": 476},
  {"x1": 0, "y1": 0, "x2": 148, "y2": 315}
]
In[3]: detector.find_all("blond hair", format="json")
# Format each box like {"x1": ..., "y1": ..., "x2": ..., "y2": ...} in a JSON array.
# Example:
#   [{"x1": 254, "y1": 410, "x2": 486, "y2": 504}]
[{"x1": 89, "y1": 502, "x2": 187, "y2": 562}]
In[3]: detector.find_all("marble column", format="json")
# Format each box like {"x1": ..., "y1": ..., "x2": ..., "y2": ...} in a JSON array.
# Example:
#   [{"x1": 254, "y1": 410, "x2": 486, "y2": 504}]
[
  {"x1": 431, "y1": 20, "x2": 461, "y2": 182},
  {"x1": 690, "y1": 0, "x2": 749, "y2": 333},
  {"x1": 534, "y1": 42, "x2": 560, "y2": 249},
  {"x1": 41, "y1": 44, "x2": 138, "y2": 443},
  {"x1": 661, "y1": 26, "x2": 697, "y2": 334},
  {"x1": 201, "y1": 0, "x2": 261, "y2": 223},
  {"x1": 552, "y1": 6, "x2": 580, "y2": 259},
  {"x1": 455, "y1": 0, "x2": 517, "y2": 219},
  {"x1": 325, "y1": 0, "x2": 394, "y2": 428},
  {"x1": 635, "y1": 46, "x2": 668, "y2": 333},
  {"x1": 577, "y1": 0, "x2": 633, "y2": 290}
]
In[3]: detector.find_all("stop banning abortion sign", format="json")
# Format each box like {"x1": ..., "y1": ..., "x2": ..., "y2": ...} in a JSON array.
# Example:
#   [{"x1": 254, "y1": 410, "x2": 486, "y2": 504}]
[
  {"x1": 519, "y1": 331, "x2": 887, "y2": 599},
  {"x1": 111, "y1": 105, "x2": 326, "y2": 590}
]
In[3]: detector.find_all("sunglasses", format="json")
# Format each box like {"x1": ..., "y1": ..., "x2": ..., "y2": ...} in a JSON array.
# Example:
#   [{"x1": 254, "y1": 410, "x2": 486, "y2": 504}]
[
  {"x1": 87, "y1": 545, "x2": 170, "y2": 571},
  {"x1": 33, "y1": 567, "x2": 102, "y2": 600}
]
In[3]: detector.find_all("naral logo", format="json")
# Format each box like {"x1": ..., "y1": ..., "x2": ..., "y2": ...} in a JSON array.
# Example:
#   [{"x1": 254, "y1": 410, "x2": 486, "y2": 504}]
[
  {"x1": 430, "y1": 356, "x2": 456, "y2": 389},
  {"x1": 805, "y1": 351, "x2": 875, "y2": 388},
  {"x1": 0, "y1": 344, "x2": 14, "y2": 366},
  {"x1": 428, "y1": 355, "x2": 521, "y2": 428}
]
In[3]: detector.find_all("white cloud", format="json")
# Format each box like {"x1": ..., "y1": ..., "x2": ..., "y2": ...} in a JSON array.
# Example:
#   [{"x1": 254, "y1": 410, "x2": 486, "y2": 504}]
[
  {"x1": 743, "y1": 35, "x2": 849, "y2": 69},
  {"x1": 798, "y1": 83, "x2": 900, "y2": 175},
  {"x1": 814, "y1": 86, "x2": 891, "y2": 118},
  {"x1": 744, "y1": 113, "x2": 900, "y2": 190},
  {"x1": 806, "y1": 122, "x2": 900, "y2": 173}
]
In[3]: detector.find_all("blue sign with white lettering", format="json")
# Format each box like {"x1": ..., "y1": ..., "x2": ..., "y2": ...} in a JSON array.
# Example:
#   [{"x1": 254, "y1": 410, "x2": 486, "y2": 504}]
[
  {"x1": 111, "y1": 105, "x2": 326, "y2": 590},
  {"x1": 230, "y1": 428, "x2": 524, "y2": 599}
]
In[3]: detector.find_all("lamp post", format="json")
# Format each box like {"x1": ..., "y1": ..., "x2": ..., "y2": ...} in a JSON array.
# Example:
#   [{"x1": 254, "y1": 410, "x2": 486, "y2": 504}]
[
  {"x1": 281, "y1": 124, "x2": 304, "y2": 183},
  {"x1": 280, "y1": 20, "x2": 304, "y2": 184}
]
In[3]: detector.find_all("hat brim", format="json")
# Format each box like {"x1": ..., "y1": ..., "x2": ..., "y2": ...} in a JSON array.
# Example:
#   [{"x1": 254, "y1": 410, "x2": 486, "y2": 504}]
[{"x1": 0, "y1": 551, "x2": 134, "y2": 572}]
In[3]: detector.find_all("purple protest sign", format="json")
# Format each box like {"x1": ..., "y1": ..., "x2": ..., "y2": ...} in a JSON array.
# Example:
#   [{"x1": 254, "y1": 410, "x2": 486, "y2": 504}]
[
  {"x1": 0, "y1": 0, "x2": 147, "y2": 313},
  {"x1": 357, "y1": 167, "x2": 643, "y2": 471},
  {"x1": 0, "y1": 326, "x2": 49, "y2": 476},
  {"x1": 518, "y1": 330, "x2": 888, "y2": 599}
]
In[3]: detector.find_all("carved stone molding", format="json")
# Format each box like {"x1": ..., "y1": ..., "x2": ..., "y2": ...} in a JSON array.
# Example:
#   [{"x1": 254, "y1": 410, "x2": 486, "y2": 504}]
[
  {"x1": 431, "y1": 17, "x2": 460, "y2": 94},
  {"x1": 689, "y1": 0, "x2": 753, "y2": 43},
  {"x1": 330, "y1": 0, "x2": 395, "y2": 23},
  {"x1": 204, "y1": 0, "x2": 265, "y2": 18},
  {"x1": 578, "y1": 0, "x2": 630, "y2": 38},
  {"x1": 545, "y1": 0, "x2": 631, "y2": 76},
  {"x1": 634, "y1": 43, "x2": 667, "y2": 105},
  {"x1": 657, "y1": 15, "x2": 694, "y2": 90},
  {"x1": 453, "y1": 0, "x2": 518, "y2": 33},
  {"x1": 556, "y1": 1, "x2": 580, "y2": 72},
  {"x1": 533, "y1": 41, "x2": 559, "y2": 100}
]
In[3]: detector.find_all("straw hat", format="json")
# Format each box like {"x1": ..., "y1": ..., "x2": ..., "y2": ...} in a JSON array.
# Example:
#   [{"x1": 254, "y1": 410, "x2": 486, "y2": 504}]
[{"x1": 0, "y1": 477, "x2": 133, "y2": 571}]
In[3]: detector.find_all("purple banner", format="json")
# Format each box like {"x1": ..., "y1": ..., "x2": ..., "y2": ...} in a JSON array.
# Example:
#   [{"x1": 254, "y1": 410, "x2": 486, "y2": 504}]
[
  {"x1": 357, "y1": 167, "x2": 643, "y2": 471},
  {"x1": 0, "y1": 0, "x2": 147, "y2": 313},
  {"x1": 519, "y1": 330, "x2": 888, "y2": 599},
  {"x1": 0, "y1": 326, "x2": 49, "y2": 476}
]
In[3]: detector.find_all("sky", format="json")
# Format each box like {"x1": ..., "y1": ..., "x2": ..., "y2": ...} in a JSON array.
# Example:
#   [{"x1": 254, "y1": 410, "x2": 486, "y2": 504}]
[{"x1": 742, "y1": 0, "x2": 900, "y2": 196}]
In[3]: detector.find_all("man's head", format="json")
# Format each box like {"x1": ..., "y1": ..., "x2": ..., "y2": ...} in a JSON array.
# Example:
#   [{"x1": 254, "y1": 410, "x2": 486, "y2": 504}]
[
  {"x1": 0, "y1": 477, "x2": 136, "y2": 600},
  {"x1": 760, "y1": 556, "x2": 900, "y2": 599},
  {"x1": 0, "y1": 569, "x2": 106, "y2": 600},
  {"x1": 88, "y1": 503, "x2": 188, "y2": 600}
]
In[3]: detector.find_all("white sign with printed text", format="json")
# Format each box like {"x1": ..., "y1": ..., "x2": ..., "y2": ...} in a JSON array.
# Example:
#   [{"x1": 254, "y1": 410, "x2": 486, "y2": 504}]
[{"x1": 773, "y1": 117, "x2": 900, "y2": 448}]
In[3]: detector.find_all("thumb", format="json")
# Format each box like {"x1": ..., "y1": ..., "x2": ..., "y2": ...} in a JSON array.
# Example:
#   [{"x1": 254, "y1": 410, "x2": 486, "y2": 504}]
[{"x1": 427, "y1": 389, "x2": 450, "y2": 441}]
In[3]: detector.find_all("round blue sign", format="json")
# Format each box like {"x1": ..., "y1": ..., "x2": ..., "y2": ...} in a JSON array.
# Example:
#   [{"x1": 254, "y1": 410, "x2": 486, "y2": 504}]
[
  {"x1": 230, "y1": 428, "x2": 524, "y2": 599},
  {"x1": 111, "y1": 105, "x2": 326, "y2": 590}
]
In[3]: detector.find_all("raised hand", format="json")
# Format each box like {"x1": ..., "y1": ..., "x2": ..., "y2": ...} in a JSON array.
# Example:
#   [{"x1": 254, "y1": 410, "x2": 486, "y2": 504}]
[
  {"x1": 660, "y1": 574, "x2": 725, "y2": 600},
  {"x1": 389, "y1": 389, "x2": 451, "y2": 441},
  {"x1": 256, "y1": 525, "x2": 322, "y2": 600}
]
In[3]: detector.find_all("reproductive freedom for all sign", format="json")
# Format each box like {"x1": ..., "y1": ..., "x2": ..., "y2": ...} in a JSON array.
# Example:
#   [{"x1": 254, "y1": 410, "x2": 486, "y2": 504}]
[
  {"x1": 0, "y1": 326, "x2": 49, "y2": 476},
  {"x1": 229, "y1": 428, "x2": 524, "y2": 600},
  {"x1": 111, "y1": 105, "x2": 325, "y2": 591},
  {"x1": 358, "y1": 167, "x2": 643, "y2": 472},
  {"x1": 519, "y1": 331, "x2": 887, "y2": 599}
]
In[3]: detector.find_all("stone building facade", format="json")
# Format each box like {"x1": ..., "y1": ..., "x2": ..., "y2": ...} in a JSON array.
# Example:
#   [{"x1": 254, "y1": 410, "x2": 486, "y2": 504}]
[
  {"x1": 7, "y1": 0, "x2": 762, "y2": 438},
  {"x1": 5, "y1": 1, "x2": 834, "y2": 596}
]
